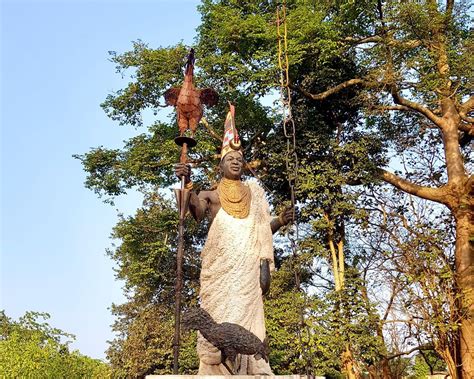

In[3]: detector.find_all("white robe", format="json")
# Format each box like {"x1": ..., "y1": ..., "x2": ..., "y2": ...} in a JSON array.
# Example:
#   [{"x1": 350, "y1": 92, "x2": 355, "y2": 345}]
[{"x1": 197, "y1": 181, "x2": 274, "y2": 375}]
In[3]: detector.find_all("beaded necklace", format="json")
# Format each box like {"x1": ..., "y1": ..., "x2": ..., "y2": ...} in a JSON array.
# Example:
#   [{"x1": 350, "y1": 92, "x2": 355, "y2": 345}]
[{"x1": 217, "y1": 177, "x2": 251, "y2": 219}]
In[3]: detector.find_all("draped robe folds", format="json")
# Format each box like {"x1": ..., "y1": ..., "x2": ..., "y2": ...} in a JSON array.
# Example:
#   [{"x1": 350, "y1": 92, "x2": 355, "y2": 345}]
[{"x1": 197, "y1": 181, "x2": 274, "y2": 375}]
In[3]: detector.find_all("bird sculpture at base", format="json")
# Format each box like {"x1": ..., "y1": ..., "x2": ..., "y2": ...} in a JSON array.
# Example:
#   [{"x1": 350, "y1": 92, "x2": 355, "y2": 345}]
[
  {"x1": 182, "y1": 307, "x2": 269, "y2": 375},
  {"x1": 164, "y1": 49, "x2": 219, "y2": 137}
]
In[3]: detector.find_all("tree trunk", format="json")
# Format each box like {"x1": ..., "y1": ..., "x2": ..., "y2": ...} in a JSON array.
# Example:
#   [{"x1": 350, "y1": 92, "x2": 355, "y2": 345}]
[
  {"x1": 325, "y1": 212, "x2": 363, "y2": 378},
  {"x1": 438, "y1": 97, "x2": 472, "y2": 377},
  {"x1": 439, "y1": 345, "x2": 459, "y2": 379},
  {"x1": 360, "y1": 279, "x2": 392, "y2": 379},
  {"x1": 376, "y1": 336, "x2": 392, "y2": 379},
  {"x1": 341, "y1": 344, "x2": 361, "y2": 379},
  {"x1": 367, "y1": 365, "x2": 378, "y2": 379},
  {"x1": 455, "y1": 208, "x2": 474, "y2": 378},
  {"x1": 367, "y1": 355, "x2": 392, "y2": 379}
]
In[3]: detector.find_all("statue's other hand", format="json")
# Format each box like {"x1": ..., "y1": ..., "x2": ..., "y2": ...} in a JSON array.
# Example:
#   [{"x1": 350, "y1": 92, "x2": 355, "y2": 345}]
[
  {"x1": 279, "y1": 206, "x2": 295, "y2": 226},
  {"x1": 174, "y1": 163, "x2": 191, "y2": 182},
  {"x1": 260, "y1": 259, "x2": 271, "y2": 296}
]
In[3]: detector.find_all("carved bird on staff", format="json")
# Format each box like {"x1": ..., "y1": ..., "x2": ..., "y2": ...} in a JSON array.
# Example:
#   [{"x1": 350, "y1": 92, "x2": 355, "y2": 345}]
[{"x1": 164, "y1": 49, "x2": 219, "y2": 137}]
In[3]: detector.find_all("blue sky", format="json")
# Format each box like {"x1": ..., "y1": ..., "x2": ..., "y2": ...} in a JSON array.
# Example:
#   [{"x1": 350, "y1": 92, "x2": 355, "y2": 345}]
[{"x1": 1, "y1": 0, "x2": 201, "y2": 360}]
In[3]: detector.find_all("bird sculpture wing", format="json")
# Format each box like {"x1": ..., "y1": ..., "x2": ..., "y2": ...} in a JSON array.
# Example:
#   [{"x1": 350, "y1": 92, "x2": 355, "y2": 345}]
[
  {"x1": 163, "y1": 87, "x2": 181, "y2": 106},
  {"x1": 199, "y1": 88, "x2": 219, "y2": 107}
]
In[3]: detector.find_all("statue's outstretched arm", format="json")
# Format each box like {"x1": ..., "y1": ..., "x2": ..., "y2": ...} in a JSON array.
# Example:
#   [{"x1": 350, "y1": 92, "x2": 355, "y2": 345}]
[{"x1": 270, "y1": 207, "x2": 295, "y2": 234}]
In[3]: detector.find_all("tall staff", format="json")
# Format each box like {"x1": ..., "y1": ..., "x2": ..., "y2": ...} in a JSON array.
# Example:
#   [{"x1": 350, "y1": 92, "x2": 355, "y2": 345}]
[
  {"x1": 163, "y1": 49, "x2": 218, "y2": 373},
  {"x1": 172, "y1": 137, "x2": 194, "y2": 374}
]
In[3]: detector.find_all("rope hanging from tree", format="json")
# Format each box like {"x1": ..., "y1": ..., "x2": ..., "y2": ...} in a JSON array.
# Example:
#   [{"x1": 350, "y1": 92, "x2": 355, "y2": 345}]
[{"x1": 276, "y1": 1, "x2": 313, "y2": 376}]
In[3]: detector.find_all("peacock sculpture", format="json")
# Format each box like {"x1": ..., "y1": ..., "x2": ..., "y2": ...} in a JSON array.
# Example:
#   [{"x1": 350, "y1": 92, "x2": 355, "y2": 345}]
[{"x1": 182, "y1": 307, "x2": 269, "y2": 374}]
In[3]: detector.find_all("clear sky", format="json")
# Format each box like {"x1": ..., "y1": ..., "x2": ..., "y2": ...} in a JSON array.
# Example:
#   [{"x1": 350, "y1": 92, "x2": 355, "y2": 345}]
[{"x1": 1, "y1": 0, "x2": 201, "y2": 360}]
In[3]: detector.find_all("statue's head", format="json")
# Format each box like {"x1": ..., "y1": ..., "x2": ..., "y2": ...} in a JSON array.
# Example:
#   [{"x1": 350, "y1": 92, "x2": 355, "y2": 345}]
[{"x1": 220, "y1": 150, "x2": 244, "y2": 180}]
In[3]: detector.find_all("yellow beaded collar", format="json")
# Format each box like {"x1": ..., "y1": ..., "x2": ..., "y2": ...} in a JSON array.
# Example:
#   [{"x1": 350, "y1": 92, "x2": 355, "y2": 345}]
[{"x1": 217, "y1": 178, "x2": 251, "y2": 219}]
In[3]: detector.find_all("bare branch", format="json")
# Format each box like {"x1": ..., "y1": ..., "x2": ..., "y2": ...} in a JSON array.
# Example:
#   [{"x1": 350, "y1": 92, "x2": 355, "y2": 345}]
[
  {"x1": 395, "y1": 39, "x2": 422, "y2": 49},
  {"x1": 458, "y1": 121, "x2": 474, "y2": 134},
  {"x1": 390, "y1": 86, "x2": 444, "y2": 127},
  {"x1": 200, "y1": 117, "x2": 222, "y2": 142},
  {"x1": 460, "y1": 95, "x2": 474, "y2": 113},
  {"x1": 378, "y1": 168, "x2": 447, "y2": 204},
  {"x1": 459, "y1": 116, "x2": 474, "y2": 125},
  {"x1": 289, "y1": 79, "x2": 368, "y2": 101},
  {"x1": 459, "y1": 96, "x2": 474, "y2": 125},
  {"x1": 382, "y1": 280, "x2": 399, "y2": 322},
  {"x1": 446, "y1": 0, "x2": 455, "y2": 22},
  {"x1": 343, "y1": 35, "x2": 382, "y2": 44},
  {"x1": 372, "y1": 105, "x2": 414, "y2": 112},
  {"x1": 383, "y1": 319, "x2": 422, "y2": 325},
  {"x1": 387, "y1": 345, "x2": 433, "y2": 360},
  {"x1": 343, "y1": 33, "x2": 421, "y2": 50}
]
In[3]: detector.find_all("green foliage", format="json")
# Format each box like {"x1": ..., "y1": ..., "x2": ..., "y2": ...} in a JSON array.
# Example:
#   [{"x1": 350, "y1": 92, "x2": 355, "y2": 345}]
[
  {"x1": 0, "y1": 311, "x2": 110, "y2": 378},
  {"x1": 410, "y1": 351, "x2": 447, "y2": 378},
  {"x1": 73, "y1": 122, "x2": 182, "y2": 201},
  {"x1": 102, "y1": 42, "x2": 189, "y2": 127},
  {"x1": 104, "y1": 194, "x2": 203, "y2": 376},
  {"x1": 399, "y1": 351, "x2": 449, "y2": 379},
  {"x1": 107, "y1": 302, "x2": 198, "y2": 377},
  {"x1": 388, "y1": 357, "x2": 412, "y2": 379}
]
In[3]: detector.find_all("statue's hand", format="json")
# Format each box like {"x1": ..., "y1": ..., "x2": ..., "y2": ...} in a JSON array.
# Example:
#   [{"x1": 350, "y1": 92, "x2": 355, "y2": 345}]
[
  {"x1": 175, "y1": 163, "x2": 191, "y2": 183},
  {"x1": 278, "y1": 206, "x2": 295, "y2": 226},
  {"x1": 260, "y1": 259, "x2": 271, "y2": 296}
]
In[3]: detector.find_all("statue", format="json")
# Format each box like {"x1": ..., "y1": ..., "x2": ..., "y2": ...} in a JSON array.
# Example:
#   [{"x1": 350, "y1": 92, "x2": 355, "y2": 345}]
[{"x1": 175, "y1": 105, "x2": 293, "y2": 375}]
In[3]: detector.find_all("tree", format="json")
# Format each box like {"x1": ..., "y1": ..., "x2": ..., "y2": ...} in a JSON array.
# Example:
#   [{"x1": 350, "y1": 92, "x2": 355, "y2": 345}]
[
  {"x1": 282, "y1": 2, "x2": 473, "y2": 375},
  {"x1": 0, "y1": 311, "x2": 110, "y2": 378},
  {"x1": 356, "y1": 184, "x2": 460, "y2": 377}
]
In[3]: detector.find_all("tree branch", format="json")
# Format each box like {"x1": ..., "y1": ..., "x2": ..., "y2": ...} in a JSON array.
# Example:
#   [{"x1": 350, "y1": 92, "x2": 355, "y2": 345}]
[
  {"x1": 383, "y1": 319, "x2": 423, "y2": 325},
  {"x1": 372, "y1": 105, "x2": 414, "y2": 112},
  {"x1": 387, "y1": 345, "x2": 433, "y2": 360},
  {"x1": 459, "y1": 95, "x2": 474, "y2": 124},
  {"x1": 458, "y1": 122, "x2": 474, "y2": 135},
  {"x1": 200, "y1": 117, "x2": 222, "y2": 142},
  {"x1": 446, "y1": 0, "x2": 454, "y2": 22},
  {"x1": 344, "y1": 35, "x2": 421, "y2": 51},
  {"x1": 382, "y1": 280, "x2": 399, "y2": 322},
  {"x1": 460, "y1": 95, "x2": 474, "y2": 113},
  {"x1": 343, "y1": 35, "x2": 382, "y2": 44},
  {"x1": 395, "y1": 39, "x2": 422, "y2": 49},
  {"x1": 390, "y1": 85, "x2": 444, "y2": 127},
  {"x1": 378, "y1": 168, "x2": 447, "y2": 204},
  {"x1": 289, "y1": 78, "x2": 368, "y2": 101},
  {"x1": 459, "y1": 115, "x2": 474, "y2": 125}
]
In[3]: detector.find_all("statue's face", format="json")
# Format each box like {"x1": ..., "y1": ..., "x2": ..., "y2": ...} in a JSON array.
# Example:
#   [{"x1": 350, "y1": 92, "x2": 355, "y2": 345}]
[{"x1": 220, "y1": 151, "x2": 243, "y2": 180}]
